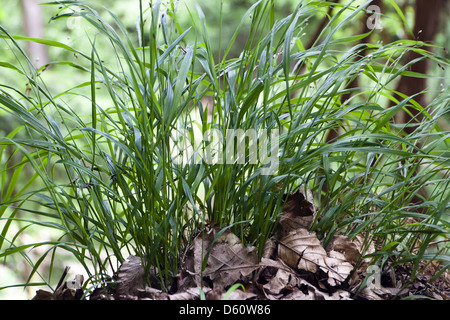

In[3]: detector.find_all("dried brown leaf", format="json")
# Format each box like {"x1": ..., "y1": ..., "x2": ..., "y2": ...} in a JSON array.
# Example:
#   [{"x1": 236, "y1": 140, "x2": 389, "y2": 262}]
[
  {"x1": 221, "y1": 288, "x2": 258, "y2": 300},
  {"x1": 33, "y1": 267, "x2": 85, "y2": 300},
  {"x1": 278, "y1": 229, "x2": 353, "y2": 286},
  {"x1": 180, "y1": 228, "x2": 259, "y2": 290},
  {"x1": 315, "y1": 289, "x2": 352, "y2": 300},
  {"x1": 169, "y1": 287, "x2": 211, "y2": 300},
  {"x1": 262, "y1": 267, "x2": 297, "y2": 296},
  {"x1": 261, "y1": 237, "x2": 277, "y2": 259},
  {"x1": 280, "y1": 288, "x2": 316, "y2": 300},
  {"x1": 324, "y1": 250, "x2": 354, "y2": 286},
  {"x1": 258, "y1": 256, "x2": 353, "y2": 300},
  {"x1": 277, "y1": 185, "x2": 317, "y2": 237},
  {"x1": 278, "y1": 228, "x2": 326, "y2": 273},
  {"x1": 114, "y1": 255, "x2": 146, "y2": 297},
  {"x1": 326, "y1": 235, "x2": 361, "y2": 265},
  {"x1": 136, "y1": 287, "x2": 168, "y2": 300},
  {"x1": 204, "y1": 286, "x2": 259, "y2": 300},
  {"x1": 32, "y1": 289, "x2": 53, "y2": 300}
]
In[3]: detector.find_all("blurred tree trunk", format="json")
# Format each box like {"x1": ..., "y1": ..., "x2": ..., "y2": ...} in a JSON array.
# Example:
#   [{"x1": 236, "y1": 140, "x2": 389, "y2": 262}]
[
  {"x1": 392, "y1": 0, "x2": 444, "y2": 134},
  {"x1": 390, "y1": 0, "x2": 444, "y2": 210},
  {"x1": 305, "y1": 0, "x2": 337, "y2": 50},
  {"x1": 20, "y1": 0, "x2": 49, "y2": 69}
]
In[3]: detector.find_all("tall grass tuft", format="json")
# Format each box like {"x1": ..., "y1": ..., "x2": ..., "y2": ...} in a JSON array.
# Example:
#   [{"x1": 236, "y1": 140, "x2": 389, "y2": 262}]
[{"x1": 0, "y1": 0, "x2": 448, "y2": 295}]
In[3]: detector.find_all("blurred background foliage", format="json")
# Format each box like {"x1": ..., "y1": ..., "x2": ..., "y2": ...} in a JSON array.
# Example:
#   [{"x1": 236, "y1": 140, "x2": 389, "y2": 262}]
[
  {"x1": 0, "y1": 0, "x2": 448, "y2": 299},
  {"x1": 1, "y1": 0, "x2": 448, "y2": 113}
]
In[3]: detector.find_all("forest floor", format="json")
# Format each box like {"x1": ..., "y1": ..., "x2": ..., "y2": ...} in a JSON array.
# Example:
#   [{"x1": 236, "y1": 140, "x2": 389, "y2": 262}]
[{"x1": 32, "y1": 188, "x2": 450, "y2": 301}]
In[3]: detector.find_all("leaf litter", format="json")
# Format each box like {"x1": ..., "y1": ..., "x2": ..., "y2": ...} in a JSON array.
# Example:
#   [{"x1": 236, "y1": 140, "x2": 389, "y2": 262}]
[{"x1": 32, "y1": 186, "x2": 450, "y2": 300}]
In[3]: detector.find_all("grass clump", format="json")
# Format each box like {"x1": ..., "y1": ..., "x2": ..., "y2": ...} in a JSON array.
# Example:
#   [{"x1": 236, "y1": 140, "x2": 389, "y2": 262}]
[{"x1": 0, "y1": 0, "x2": 448, "y2": 297}]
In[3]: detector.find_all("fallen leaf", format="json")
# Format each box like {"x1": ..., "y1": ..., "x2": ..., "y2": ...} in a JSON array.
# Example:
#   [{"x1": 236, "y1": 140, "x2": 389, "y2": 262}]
[
  {"x1": 169, "y1": 287, "x2": 211, "y2": 300},
  {"x1": 277, "y1": 185, "x2": 317, "y2": 237},
  {"x1": 359, "y1": 287, "x2": 384, "y2": 300},
  {"x1": 32, "y1": 289, "x2": 53, "y2": 300},
  {"x1": 264, "y1": 268, "x2": 296, "y2": 294},
  {"x1": 277, "y1": 229, "x2": 353, "y2": 286},
  {"x1": 315, "y1": 288, "x2": 352, "y2": 300},
  {"x1": 114, "y1": 255, "x2": 146, "y2": 297},
  {"x1": 33, "y1": 266, "x2": 85, "y2": 300},
  {"x1": 222, "y1": 286, "x2": 259, "y2": 300},
  {"x1": 278, "y1": 228, "x2": 327, "y2": 273},
  {"x1": 180, "y1": 228, "x2": 259, "y2": 290},
  {"x1": 326, "y1": 235, "x2": 361, "y2": 265},
  {"x1": 261, "y1": 237, "x2": 277, "y2": 259},
  {"x1": 114, "y1": 255, "x2": 161, "y2": 298},
  {"x1": 257, "y1": 257, "x2": 352, "y2": 300},
  {"x1": 281, "y1": 282, "x2": 352, "y2": 300},
  {"x1": 205, "y1": 285, "x2": 259, "y2": 300},
  {"x1": 280, "y1": 289, "x2": 315, "y2": 300},
  {"x1": 324, "y1": 250, "x2": 354, "y2": 286},
  {"x1": 136, "y1": 286, "x2": 168, "y2": 300}
]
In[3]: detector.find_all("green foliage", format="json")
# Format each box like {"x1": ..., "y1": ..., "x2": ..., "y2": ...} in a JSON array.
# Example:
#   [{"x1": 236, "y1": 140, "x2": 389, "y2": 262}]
[{"x1": 0, "y1": 0, "x2": 449, "y2": 297}]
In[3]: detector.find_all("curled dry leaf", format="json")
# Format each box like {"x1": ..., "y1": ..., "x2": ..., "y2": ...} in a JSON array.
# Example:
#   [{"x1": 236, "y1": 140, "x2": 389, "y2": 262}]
[
  {"x1": 114, "y1": 255, "x2": 146, "y2": 297},
  {"x1": 278, "y1": 228, "x2": 326, "y2": 273},
  {"x1": 180, "y1": 228, "x2": 259, "y2": 290},
  {"x1": 257, "y1": 257, "x2": 302, "y2": 300},
  {"x1": 277, "y1": 185, "x2": 317, "y2": 237},
  {"x1": 325, "y1": 234, "x2": 378, "y2": 286},
  {"x1": 32, "y1": 289, "x2": 54, "y2": 300},
  {"x1": 114, "y1": 255, "x2": 160, "y2": 298},
  {"x1": 326, "y1": 235, "x2": 361, "y2": 265},
  {"x1": 261, "y1": 237, "x2": 277, "y2": 259},
  {"x1": 263, "y1": 267, "x2": 297, "y2": 297},
  {"x1": 257, "y1": 257, "x2": 351, "y2": 300},
  {"x1": 325, "y1": 250, "x2": 354, "y2": 286},
  {"x1": 277, "y1": 229, "x2": 353, "y2": 286},
  {"x1": 281, "y1": 282, "x2": 351, "y2": 300}
]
